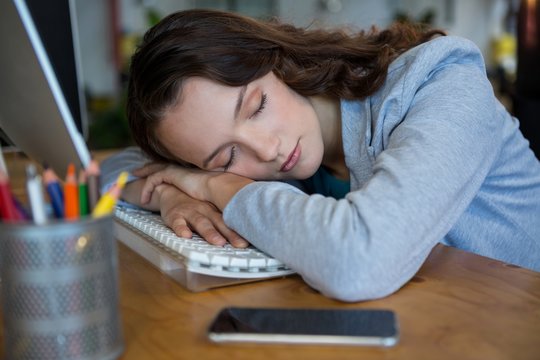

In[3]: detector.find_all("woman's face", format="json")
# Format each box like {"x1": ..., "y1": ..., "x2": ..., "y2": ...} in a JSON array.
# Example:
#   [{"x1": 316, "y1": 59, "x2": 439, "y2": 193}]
[{"x1": 156, "y1": 72, "x2": 325, "y2": 180}]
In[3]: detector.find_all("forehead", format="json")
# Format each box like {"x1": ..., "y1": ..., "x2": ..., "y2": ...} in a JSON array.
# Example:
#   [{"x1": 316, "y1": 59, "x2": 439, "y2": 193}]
[
  {"x1": 180, "y1": 76, "x2": 237, "y2": 110},
  {"x1": 156, "y1": 77, "x2": 238, "y2": 165}
]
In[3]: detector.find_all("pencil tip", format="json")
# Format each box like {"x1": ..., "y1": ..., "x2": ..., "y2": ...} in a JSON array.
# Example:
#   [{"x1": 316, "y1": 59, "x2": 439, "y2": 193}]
[{"x1": 26, "y1": 163, "x2": 37, "y2": 177}]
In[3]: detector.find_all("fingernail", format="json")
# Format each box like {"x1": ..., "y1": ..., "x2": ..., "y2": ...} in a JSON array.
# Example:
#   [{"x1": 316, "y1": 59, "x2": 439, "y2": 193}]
[
  {"x1": 212, "y1": 236, "x2": 226, "y2": 246},
  {"x1": 180, "y1": 230, "x2": 192, "y2": 238}
]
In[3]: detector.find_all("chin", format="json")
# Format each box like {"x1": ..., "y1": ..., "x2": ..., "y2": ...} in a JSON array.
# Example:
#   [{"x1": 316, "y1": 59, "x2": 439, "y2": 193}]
[{"x1": 292, "y1": 161, "x2": 321, "y2": 180}]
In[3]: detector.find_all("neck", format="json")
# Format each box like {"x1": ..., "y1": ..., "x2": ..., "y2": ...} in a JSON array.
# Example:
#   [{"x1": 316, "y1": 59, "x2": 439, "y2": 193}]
[{"x1": 310, "y1": 96, "x2": 349, "y2": 180}]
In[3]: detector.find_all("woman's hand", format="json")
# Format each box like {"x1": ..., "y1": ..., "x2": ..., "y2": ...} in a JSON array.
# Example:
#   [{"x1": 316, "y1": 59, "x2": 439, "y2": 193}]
[
  {"x1": 134, "y1": 163, "x2": 206, "y2": 202},
  {"x1": 155, "y1": 184, "x2": 249, "y2": 248},
  {"x1": 133, "y1": 163, "x2": 253, "y2": 211}
]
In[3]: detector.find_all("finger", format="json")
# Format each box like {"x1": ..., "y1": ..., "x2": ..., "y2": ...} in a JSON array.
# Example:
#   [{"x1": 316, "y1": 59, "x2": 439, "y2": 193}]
[
  {"x1": 168, "y1": 217, "x2": 193, "y2": 239},
  {"x1": 140, "y1": 172, "x2": 168, "y2": 204},
  {"x1": 202, "y1": 208, "x2": 250, "y2": 248},
  {"x1": 226, "y1": 234, "x2": 250, "y2": 248},
  {"x1": 189, "y1": 217, "x2": 228, "y2": 246},
  {"x1": 213, "y1": 221, "x2": 249, "y2": 248}
]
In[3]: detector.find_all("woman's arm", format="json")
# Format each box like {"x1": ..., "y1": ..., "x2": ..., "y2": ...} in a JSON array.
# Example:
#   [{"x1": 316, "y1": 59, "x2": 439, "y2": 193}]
[
  {"x1": 135, "y1": 165, "x2": 253, "y2": 211},
  {"x1": 100, "y1": 148, "x2": 249, "y2": 247}
]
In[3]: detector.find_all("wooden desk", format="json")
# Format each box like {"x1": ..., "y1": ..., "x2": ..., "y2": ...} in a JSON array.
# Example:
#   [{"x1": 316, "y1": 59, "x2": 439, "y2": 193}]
[{"x1": 2, "y1": 151, "x2": 540, "y2": 360}]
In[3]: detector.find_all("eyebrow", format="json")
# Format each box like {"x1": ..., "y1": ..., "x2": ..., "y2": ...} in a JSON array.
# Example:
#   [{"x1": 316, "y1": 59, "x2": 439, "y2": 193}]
[
  {"x1": 202, "y1": 85, "x2": 247, "y2": 169},
  {"x1": 234, "y1": 85, "x2": 247, "y2": 120}
]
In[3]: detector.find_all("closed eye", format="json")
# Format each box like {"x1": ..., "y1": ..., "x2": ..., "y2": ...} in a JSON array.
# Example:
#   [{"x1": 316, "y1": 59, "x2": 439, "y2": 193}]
[
  {"x1": 223, "y1": 145, "x2": 236, "y2": 171},
  {"x1": 250, "y1": 93, "x2": 267, "y2": 118}
]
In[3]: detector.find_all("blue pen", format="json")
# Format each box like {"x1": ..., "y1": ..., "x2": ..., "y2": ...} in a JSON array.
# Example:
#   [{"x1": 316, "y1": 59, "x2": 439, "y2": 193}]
[{"x1": 43, "y1": 165, "x2": 64, "y2": 218}]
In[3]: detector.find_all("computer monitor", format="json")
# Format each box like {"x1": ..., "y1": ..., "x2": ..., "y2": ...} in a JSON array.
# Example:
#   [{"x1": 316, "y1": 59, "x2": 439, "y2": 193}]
[{"x1": 0, "y1": 0, "x2": 91, "y2": 175}]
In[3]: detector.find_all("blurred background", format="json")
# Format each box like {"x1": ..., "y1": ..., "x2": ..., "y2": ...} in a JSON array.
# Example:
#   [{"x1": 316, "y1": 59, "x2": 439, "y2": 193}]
[{"x1": 73, "y1": 0, "x2": 538, "y2": 157}]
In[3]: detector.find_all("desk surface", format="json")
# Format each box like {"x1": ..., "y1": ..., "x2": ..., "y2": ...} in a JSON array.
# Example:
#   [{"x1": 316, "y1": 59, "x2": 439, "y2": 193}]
[{"x1": 2, "y1": 151, "x2": 540, "y2": 360}]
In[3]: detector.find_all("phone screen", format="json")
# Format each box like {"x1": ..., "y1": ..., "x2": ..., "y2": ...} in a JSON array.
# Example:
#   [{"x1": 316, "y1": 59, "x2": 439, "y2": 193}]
[{"x1": 208, "y1": 307, "x2": 399, "y2": 346}]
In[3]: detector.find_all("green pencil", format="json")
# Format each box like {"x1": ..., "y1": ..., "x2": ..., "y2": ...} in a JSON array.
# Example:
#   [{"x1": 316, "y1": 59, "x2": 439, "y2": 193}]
[{"x1": 78, "y1": 169, "x2": 90, "y2": 216}]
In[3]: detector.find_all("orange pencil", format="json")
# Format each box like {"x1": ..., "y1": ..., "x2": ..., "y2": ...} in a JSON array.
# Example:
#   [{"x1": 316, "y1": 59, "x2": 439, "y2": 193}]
[{"x1": 64, "y1": 163, "x2": 79, "y2": 220}]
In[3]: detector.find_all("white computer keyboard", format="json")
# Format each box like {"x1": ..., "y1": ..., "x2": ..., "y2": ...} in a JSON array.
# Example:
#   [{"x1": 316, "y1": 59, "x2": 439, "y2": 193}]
[{"x1": 114, "y1": 207, "x2": 294, "y2": 281}]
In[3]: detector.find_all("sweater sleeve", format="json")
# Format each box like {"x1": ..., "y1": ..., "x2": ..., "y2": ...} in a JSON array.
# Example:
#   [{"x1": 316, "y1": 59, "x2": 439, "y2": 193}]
[
  {"x1": 100, "y1": 147, "x2": 150, "y2": 207},
  {"x1": 223, "y1": 43, "x2": 503, "y2": 302}
]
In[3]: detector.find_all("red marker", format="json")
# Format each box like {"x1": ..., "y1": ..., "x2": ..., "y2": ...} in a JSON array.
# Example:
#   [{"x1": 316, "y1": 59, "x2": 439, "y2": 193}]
[{"x1": 0, "y1": 169, "x2": 19, "y2": 222}]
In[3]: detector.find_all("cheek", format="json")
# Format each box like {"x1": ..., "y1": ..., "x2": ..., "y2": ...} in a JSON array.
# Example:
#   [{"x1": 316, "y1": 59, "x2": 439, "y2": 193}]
[
  {"x1": 280, "y1": 94, "x2": 314, "y2": 126},
  {"x1": 232, "y1": 161, "x2": 274, "y2": 180}
]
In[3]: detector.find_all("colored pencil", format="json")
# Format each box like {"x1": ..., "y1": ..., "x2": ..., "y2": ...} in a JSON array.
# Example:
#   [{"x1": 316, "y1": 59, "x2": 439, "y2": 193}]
[
  {"x1": 43, "y1": 164, "x2": 64, "y2": 219},
  {"x1": 92, "y1": 171, "x2": 128, "y2": 218},
  {"x1": 9, "y1": 194, "x2": 30, "y2": 221},
  {"x1": 26, "y1": 164, "x2": 48, "y2": 224},
  {"x1": 64, "y1": 163, "x2": 79, "y2": 220},
  {"x1": 78, "y1": 169, "x2": 89, "y2": 216},
  {"x1": 86, "y1": 159, "x2": 101, "y2": 212}
]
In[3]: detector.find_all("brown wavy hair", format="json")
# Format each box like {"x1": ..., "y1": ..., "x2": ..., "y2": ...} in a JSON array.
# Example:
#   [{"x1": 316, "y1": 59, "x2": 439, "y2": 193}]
[{"x1": 127, "y1": 9, "x2": 445, "y2": 163}]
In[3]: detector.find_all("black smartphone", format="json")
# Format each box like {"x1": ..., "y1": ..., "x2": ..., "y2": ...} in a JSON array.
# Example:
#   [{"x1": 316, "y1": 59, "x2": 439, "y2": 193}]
[{"x1": 207, "y1": 307, "x2": 399, "y2": 346}]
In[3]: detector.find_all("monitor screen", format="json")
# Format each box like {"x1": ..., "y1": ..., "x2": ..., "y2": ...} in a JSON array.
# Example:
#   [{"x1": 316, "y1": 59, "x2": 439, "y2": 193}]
[
  {"x1": 25, "y1": 0, "x2": 88, "y2": 138},
  {"x1": 0, "y1": 0, "x2": 90, "y2": 175}
]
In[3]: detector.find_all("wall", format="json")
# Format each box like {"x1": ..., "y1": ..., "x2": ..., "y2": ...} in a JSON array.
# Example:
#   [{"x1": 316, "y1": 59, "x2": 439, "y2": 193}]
[
  {"x1": 75, "y1": 0, "x2": 512, "y2": 98},
  {"x1": 74, "y1": 0, "x2": 118, "y2": 97}
]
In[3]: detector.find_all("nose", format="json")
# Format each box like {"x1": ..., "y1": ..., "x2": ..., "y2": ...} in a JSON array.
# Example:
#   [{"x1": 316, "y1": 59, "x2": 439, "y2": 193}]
[{"x1": 245, "y1": 131, "x2": 280, "y2": 163}]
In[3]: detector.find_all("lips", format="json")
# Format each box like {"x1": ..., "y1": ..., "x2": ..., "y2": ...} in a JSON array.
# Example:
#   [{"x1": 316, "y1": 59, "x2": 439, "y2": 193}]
[{"x1": 280, "y1": 142, "x2": 301, "y2": 172}]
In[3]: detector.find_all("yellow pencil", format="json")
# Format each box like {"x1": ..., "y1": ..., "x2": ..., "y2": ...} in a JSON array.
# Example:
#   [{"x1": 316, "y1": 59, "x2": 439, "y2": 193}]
[{"x1": 92, "y1": 171, "x2": 128, "y2": 218}]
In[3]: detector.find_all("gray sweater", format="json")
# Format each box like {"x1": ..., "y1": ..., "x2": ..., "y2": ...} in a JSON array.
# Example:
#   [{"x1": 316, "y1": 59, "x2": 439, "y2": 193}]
[
  {"x1": 103, "y1": 36, "x2": 540, "y2": 302},
  {"x1": 222, "y1": 36, "x2": 540, "y2": 301}
]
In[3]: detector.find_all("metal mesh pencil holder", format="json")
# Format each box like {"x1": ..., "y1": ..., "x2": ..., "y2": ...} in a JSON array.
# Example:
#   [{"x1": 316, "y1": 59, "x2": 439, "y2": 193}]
[{"x1": 0, "y1": 215, "x2": 123, "y2": 360}]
